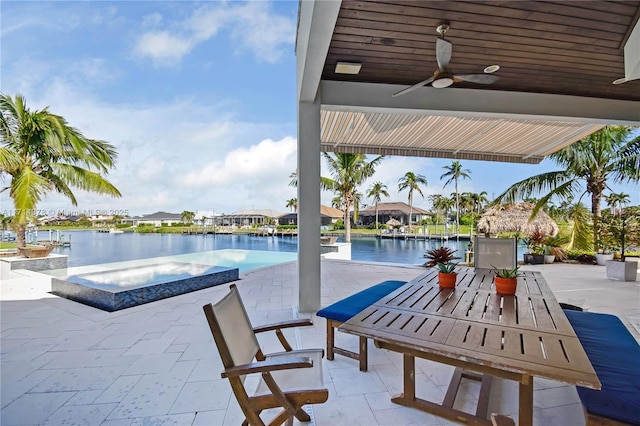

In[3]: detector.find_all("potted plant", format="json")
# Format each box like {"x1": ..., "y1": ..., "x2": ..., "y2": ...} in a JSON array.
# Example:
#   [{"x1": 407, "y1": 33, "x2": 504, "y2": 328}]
[
  {"x1": 543, "y1": 246, "x2": 556, "y2": 264},
  {"x1": 544, "y1": 235, "x2": 569, "y2": 263},
  {"x1": 436, "y1": 262, "x2": 457, "y2": 288},
  {"x1": 423, "y1": 246, "x2": 459, "y2": 267},
  {"x1": 601, "y1": 207, "x2": 639, "y2": 281},
  {"x1": 522, "y1": 230, "x2": 546, "y2": 264},
  {"x1": 492, "y1": 266, "x2": 521, "y2": 295}
]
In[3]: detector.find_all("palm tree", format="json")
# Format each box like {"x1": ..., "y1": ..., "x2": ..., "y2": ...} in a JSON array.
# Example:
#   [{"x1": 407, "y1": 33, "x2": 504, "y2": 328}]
[
  {"x1": 605, "y1": 192, "x2": 630, "y2": 216},
  {"x1": 285, "y1": 198, "x2": 298, "y2": 212},
  {"x1": 181, "y1": 210, "x2": 195, "y2": 224},
  {"x1": 398, "y1": 172, "x2": 427, "y2": 230},
  {"x1": 474, "y1": 191, "x2": 489, "y2": 216},
  {"x1": 0, "y1": 213, "x2": 12, "y2": 242},
  {"x1": 429, "y1": 194, "x2": 444, "y2": 224},
  {"x1": 366, "y1": 182, "x2": 389, "y2": 230},
  {"x1": 322, "y1": 153, "x2": 383, "y2": 242},
  {"x1": 288, "y1": 171, "x2": 297, "y2": 187},
  {"x1": 494, "y1": 125, "x2": 640, "y2": 251},
  {"x1": 0, "y1": 94, "x2": 121, "y2": 248},
  {"x1": 440, "y1": 160, "x2": 471, "y2": 236}
]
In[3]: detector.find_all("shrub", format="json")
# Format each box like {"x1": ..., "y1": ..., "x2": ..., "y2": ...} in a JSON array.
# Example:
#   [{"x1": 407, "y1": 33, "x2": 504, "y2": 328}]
[
  {"x1": 276, "y1": 225, "x2": 297, "y2": 230},
  {"x1": 576, "y1": 254, "x2": 596, "y2": 265},
  {"x1": 459, "y1": 214, "x2": 475, "y2": 226},
  {"x1": 424, "y1": 246, "x2": 459, "y2": 267},
  {"x1": 332, "y1": 220, "x2": 345, "y2": 230}
]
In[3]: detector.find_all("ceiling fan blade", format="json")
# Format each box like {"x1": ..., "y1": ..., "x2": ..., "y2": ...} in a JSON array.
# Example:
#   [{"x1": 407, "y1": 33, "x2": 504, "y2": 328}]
[
  {"x1": 454, "y1": 74, "x2": 501, "y2": 84},
  {"x1": 392, "y1": 76, "x2": 435, "y2": 97},
  {"x1": 436, "y1": 38, "x2": 452, "y2": 71}
]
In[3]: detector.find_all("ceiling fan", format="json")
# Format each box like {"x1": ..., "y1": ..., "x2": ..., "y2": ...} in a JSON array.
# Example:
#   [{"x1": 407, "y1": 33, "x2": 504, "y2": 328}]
[{"x1": 392, "y1": 24, "x2": 501, "y2": 97}]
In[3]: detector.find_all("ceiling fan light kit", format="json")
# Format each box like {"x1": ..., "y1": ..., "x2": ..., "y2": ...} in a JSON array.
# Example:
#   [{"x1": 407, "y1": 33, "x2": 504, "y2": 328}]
[
  {"x1": 392, "y1": 24, "x2": 501, "y2": 97},
  {"x1": 432, "y1": 77, "x2": 454, "y2": 88}
]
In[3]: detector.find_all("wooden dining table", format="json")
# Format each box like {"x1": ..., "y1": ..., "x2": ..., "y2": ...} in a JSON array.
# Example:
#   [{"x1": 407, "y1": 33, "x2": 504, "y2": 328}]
[{"x1": 339, "y1": 267, "x2": 601, "y2": 426}]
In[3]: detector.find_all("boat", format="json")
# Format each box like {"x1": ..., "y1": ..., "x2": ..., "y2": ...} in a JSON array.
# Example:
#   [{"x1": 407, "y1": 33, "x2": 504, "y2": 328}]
[{"x1": 109, "y1": 228, "x2": 124, "y2": 234}]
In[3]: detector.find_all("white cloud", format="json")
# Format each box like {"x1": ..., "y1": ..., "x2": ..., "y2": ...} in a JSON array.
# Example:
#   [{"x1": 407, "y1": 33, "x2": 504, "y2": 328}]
[
  {"x1": 227, "y1": 2, "x2": 296, "y2": 63},
  {"x1": 0, "y1": 79, "x2": 297, "y2": 215},
  {"x1": 133, "y1": 2, "x2": 295, "y2": 66},
  {"x1": 181, "y1": 137, "x2": 297, "y2": 187},
  {"x1": 134, "y1": 31, "x2": 193, "y2": 65}
]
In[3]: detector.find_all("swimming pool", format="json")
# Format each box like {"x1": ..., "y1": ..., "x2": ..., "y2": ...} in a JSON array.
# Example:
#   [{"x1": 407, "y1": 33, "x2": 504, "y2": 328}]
[
  {"x1": 51, "y1": 261, "x2": 239, "y2": 311},
  {"x1": 46, "y1": 249, "x2": 296, "y2": 311}
]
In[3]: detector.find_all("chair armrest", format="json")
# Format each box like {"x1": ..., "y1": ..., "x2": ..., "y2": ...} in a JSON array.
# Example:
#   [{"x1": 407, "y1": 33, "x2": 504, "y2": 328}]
[
  {"x1": 253, "y1": 319, "x2": 313, "y2": 333},
  {"x1": 221, "y1": 356, "x2": 313, "y2": 378}
]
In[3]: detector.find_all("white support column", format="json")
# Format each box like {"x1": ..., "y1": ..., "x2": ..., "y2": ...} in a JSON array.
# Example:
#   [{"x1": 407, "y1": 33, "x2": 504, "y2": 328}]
[{"x1": 297, "y1": 98, "x2": 322, "y2": 313}]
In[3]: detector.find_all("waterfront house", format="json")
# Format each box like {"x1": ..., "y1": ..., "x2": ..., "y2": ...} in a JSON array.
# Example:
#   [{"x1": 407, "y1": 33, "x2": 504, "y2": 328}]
[
  {"x1": 218, "y1": 209, "x2": 285, "y2": 228},
  {"x1": 279, "y1": 205, "x2": 344, "y2": 227},
  {"x1": 131, "y1": 211, "x2": 182, "y2": 227},
  {"x1": 357, "y1": 202, "x2": 429, "y2": 227}
]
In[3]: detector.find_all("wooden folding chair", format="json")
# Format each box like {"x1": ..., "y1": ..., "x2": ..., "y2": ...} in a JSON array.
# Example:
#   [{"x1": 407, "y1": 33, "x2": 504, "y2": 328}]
[{"x1": 203, "y1": 284, "x2": 328, "y2": 426}]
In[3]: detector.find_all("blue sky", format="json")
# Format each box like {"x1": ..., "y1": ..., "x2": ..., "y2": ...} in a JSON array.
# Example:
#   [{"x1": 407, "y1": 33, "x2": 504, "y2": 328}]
[{"x1": 1, "y1": 1, "x2": 638, "y2": 217}]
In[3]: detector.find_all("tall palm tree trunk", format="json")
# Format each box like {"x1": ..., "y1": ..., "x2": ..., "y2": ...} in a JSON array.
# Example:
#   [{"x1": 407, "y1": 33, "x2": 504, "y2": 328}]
[
  {"x1": 408, "y1": 195, "x2": 413, "y2": 231},
  {"x1": 455, "y1": 180, "x2": 460, "y2": 236},
  {"x1": 375, "y1": 202, "x2": 379, "y2": 231},
  {"x1": 591, "y1": 190, "x2": 603, "y2": 251},
  {"x1": 15, "y1": 223, "x2": 26, "y2": 248},
  {"x1": 345, "y1": 199, "x2": 352, "y2": 243}
]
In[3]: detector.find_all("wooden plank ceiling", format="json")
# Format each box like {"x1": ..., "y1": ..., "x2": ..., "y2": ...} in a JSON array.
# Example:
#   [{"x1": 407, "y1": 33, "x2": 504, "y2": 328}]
[{"x1": 324, "y1": 1, "x2": 640, "y2": 101}]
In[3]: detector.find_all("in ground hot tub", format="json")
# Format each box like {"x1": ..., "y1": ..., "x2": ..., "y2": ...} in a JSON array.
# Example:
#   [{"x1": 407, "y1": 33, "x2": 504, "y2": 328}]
[{"x1": 51, "y1": 261, "x2": 239, "y2": 311}]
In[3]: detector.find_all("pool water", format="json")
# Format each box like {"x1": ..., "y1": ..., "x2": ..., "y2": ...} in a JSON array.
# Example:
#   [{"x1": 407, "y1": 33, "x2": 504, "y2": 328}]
[
  {"x1": 63, "y1": 262, "x2": 231, "y2": 291},
  {"x1": 51, "y1": 260, "x2": 241, "y2": 311}
]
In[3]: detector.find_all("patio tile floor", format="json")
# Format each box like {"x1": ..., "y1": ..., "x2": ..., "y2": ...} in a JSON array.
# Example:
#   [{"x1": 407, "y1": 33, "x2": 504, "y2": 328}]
[{"x1": 1, "y1": 259, "x2": 638, "y2": 425}]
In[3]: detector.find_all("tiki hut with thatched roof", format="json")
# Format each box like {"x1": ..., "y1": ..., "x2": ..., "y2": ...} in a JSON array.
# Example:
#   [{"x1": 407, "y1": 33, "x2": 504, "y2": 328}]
[{"x1": 477, "y1": 203, "x2": 559, "y2": 237}]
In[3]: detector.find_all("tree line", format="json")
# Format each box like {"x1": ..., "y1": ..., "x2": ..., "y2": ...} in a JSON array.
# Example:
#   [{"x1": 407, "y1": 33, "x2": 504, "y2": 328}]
[{"x1": 288, "y1": 126, "x2": 639, "y2": 248}]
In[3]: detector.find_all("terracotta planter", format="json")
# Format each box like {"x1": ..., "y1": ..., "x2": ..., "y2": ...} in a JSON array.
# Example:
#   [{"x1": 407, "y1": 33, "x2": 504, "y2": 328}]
[
  {"x1": 438, "y1": 272, "x2": 457, "y2": 288},
  {"x1": 495, "y1": 276, "x2": 517, "y2": 295}
]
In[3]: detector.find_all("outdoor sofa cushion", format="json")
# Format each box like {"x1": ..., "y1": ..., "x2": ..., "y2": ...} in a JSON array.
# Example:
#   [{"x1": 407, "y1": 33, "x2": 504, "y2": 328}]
[
  {"x1": 564, "y1": 309, "x2": 640, "y2": 425},
  {"x1": 316, "y1": 280, "x2": 407, "y2": 323}
]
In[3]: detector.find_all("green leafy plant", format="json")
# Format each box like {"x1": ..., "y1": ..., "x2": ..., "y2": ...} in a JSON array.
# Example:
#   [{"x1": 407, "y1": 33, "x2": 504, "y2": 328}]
[
  {"x1": 424, "y1": 246, "x2": 459, "y2": 267},
  {"x1": 437, "y1": 262, "x2": 457, "y2": 274},
  {"x1": 526, "y1": 230, "x2": 547, "y2": 254},
  {"x1": 492, "y1": 265, "x2": 520, "y2": 278}
]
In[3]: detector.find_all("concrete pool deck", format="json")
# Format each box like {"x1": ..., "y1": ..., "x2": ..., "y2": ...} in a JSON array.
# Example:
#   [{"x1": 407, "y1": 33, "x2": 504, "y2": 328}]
[{"x1": 1, "y1": 260, "x2": 638, "y2": 425}]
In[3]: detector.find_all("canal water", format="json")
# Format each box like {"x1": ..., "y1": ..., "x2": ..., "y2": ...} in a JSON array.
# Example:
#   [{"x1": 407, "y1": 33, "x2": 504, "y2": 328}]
[{"x1": 48, "y1": 230, "x2": 519, "y2": 267}]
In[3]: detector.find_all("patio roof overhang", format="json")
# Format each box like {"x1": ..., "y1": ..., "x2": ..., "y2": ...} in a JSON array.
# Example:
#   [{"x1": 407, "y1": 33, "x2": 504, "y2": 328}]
[{"x1": 295, "y1": 0, "x2": 640, "y2": 311}]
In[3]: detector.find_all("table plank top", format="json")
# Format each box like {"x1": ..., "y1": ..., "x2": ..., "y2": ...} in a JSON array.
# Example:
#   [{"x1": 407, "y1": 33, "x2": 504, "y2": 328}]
[{"x1": 339, "y1": 267, "x2": 600, "y2": 389}]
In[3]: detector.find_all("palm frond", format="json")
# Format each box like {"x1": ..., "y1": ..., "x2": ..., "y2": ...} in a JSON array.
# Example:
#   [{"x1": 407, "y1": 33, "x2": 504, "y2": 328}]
[
  {"x1": 10, "y1": 167, "x2": 50, "y2": 221},
  {"x1": 493, "y1": 170, "x2": 576, "y2": 205},
  {"x1": 51, "y1": 163, "x2": 121, "y2": 197}
]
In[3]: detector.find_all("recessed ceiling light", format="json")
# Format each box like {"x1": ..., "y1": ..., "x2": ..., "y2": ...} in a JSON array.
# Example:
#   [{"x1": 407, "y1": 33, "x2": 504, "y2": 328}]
[
  {"x1": 612, "y1": 77, "x2": 627, "y2": 85},
  {"x1": 335, "y1": 62, "x2": 362, "y2": 75},
  {"x1": 484, "y1": 65, "x2": 500, "y2": 74}
]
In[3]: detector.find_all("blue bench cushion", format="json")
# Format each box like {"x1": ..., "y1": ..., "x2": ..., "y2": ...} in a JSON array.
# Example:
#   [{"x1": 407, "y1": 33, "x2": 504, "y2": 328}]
[
  {"x1": 564, "y1": 310, "x2": 640, "y2": 425},
  {"x1": 317, "y1": 280, "x2": 407, "y2": 323}
]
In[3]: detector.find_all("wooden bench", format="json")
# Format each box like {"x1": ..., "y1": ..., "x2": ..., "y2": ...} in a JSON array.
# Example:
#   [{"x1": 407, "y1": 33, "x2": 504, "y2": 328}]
[
  {"x1": 316, "y1": 280, "x2": 407, "y2": 371},
  {"x1": 564, "y1": 310, "x2": 640, "y2": 425}
]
